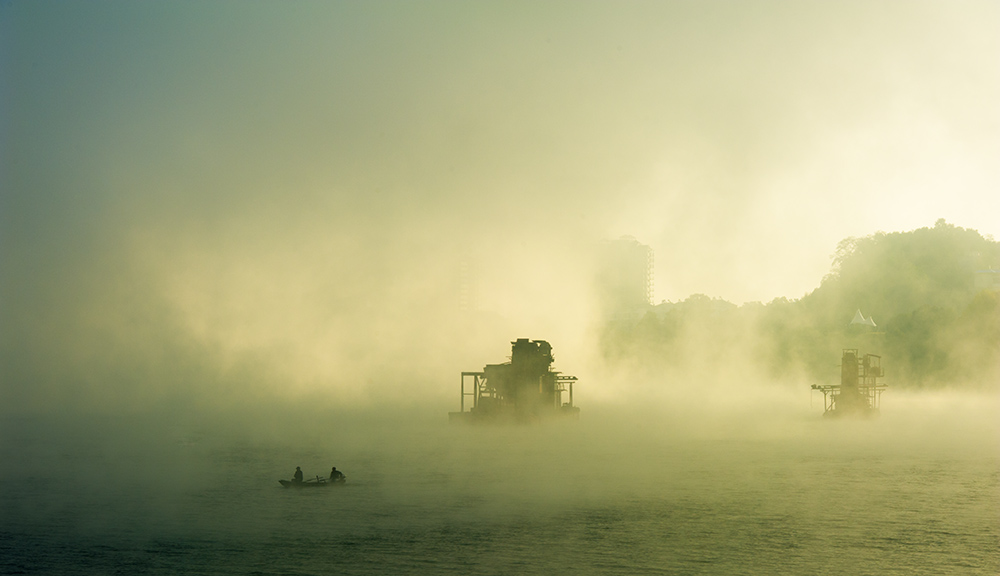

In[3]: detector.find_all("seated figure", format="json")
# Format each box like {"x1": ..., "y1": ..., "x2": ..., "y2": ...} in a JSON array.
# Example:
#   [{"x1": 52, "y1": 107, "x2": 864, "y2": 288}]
[{"x1": 329, "y1": 467, "x2": 345, "y2": 481}]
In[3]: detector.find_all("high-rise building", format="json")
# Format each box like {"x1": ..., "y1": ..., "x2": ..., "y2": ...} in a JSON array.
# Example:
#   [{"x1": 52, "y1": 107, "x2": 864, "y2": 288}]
[
  {"x1": 596, "y1": 236, "x2": 653, "y2": 320},
  {"x1": 457, "y1": 258, "x2": 478, "y2": 312}
]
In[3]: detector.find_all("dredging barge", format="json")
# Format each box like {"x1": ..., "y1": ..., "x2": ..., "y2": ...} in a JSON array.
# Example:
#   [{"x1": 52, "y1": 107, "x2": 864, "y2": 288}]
[
  {"x1": 811, "y1": 349, "x2": 887, "y2": 418},
  {"x1": 449, "y1": 338, "x2": 580, "y2": 423}
]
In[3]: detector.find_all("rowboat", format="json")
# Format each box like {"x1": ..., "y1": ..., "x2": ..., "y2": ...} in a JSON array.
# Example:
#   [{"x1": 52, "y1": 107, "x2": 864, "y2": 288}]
[{"x1": 279, "y1": 476, "x2": 346, "y2": 488}]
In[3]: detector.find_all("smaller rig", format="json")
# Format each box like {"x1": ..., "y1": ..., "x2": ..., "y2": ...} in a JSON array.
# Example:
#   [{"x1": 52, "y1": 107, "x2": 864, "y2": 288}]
[
  {"x1": 449, "y1": 338, "x2": 580, "y2": 423},
  {"x1": 811, "y1": 349, "x2": 887, "y2": 418}
]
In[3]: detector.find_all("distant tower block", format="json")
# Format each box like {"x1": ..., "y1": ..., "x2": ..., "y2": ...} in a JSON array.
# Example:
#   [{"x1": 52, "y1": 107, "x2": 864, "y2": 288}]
[
  {"x1": 457, "y1": 259, "x2": 478, "y2": 312},
  {"x1": 597, "y1": 236, "x2": 653, "y2": 319}
]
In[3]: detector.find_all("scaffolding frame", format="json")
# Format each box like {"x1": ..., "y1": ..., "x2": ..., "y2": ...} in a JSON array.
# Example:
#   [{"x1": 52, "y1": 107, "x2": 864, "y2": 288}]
[
  {"x1": 458, "y1": 371, "x2": 578, "y2": 414},
  {"x1": 459, "y1": 371, "x2": 486, "y2": 413},
  {"x1": 555, "y1": 375, "x2": 577, "y2": 409},
  {"x1": 811, "y1": 349, "x2": 887, "y2": 415}
]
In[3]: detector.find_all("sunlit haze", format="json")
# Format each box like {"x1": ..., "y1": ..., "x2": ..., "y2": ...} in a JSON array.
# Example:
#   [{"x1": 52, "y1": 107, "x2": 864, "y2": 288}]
[
  {"x1": 2, "y1": 3, "x2": 999, "y2": 575},
  {"x1": 3, "y1": 1, "x2": 997, "y2": 410}
]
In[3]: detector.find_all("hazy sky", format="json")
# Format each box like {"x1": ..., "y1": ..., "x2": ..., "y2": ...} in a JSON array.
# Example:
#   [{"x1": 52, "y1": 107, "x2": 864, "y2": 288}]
[{"x1": 2, "y1": 1, "x2": 998, "y2": 408}]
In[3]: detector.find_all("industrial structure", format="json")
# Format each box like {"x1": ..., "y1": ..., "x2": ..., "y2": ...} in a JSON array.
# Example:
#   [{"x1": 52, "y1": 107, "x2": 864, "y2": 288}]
[
  {"x1": 811, "y1": 349, "x2": 887, "y2": 417},
  {"x1": 449, "y1": 338, "x2": 579, "y2": 423}
]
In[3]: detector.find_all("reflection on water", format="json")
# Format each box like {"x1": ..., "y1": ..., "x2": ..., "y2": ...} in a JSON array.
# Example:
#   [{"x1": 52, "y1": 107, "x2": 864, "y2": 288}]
[{"x1": 2, "y1": 397, "x2": 998, "y2": 575}]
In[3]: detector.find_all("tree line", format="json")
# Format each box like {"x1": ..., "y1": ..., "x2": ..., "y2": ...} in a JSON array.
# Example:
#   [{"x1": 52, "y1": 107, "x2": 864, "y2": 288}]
[{"x1": 600, "y1": 220, "x2": 1000, "y2": 388}]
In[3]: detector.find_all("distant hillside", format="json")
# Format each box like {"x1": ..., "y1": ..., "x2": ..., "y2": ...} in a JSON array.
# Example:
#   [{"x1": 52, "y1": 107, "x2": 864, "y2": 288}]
[
  {"x1": 807, "y1": 219, "x2": 999, "y2": 323},
  {"x1": 599, "y1": 220, "x2": 1000, "y2": 388}
]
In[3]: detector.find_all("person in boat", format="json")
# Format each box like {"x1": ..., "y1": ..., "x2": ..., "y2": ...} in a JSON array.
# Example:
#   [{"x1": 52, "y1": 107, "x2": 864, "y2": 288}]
[
  {"x1": 329, "y1": 467, "x2": 345, "y2": 481},
  {"x1": 293, "y1": 466, "x2": 304, "y2": 483}
]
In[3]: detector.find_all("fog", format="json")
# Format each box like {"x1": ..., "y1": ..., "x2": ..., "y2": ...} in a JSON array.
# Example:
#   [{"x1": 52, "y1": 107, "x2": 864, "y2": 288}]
[
  {"x1": 2, "y1": 9, "x2": 999, "y2": 571},
  {"x1": 4, "y1": 387, "x2": 996, "y2": 563},
  {"x1": 3, "y1": 2, "x2": 998, "y2": 422}
]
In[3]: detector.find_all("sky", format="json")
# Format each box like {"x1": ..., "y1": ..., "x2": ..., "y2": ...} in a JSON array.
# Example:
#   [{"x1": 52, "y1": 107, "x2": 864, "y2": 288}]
[{"x1": 2, "y1": 1, "x2": 998, "y2": 409}]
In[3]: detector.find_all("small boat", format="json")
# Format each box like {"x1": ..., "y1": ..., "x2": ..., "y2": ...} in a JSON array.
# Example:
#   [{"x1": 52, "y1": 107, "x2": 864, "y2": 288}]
[{"x1": 279, "y1": 476, "x2": 346, "y2": 488}]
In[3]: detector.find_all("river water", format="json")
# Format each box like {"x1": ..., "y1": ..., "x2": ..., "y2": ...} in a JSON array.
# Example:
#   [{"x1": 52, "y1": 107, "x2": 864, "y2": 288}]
[{"x1": 2, "y1": 394, "x2": 997, "y2": 575}]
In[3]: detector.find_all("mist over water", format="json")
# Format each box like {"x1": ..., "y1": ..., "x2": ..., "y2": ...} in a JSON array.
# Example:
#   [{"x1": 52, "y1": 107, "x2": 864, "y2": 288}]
[
  {"x1": 3, "y1": 388, "x2": 997, "y2": 575},
  {"x1": 3, "y1": 1, "x2": 1000, "y2": 574}
]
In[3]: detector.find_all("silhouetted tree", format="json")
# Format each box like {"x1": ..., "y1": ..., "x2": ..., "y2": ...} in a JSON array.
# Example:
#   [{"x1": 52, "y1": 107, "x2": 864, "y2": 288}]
[{"x1": 598, "y1": 221, "x2": 999, "y2": 388}]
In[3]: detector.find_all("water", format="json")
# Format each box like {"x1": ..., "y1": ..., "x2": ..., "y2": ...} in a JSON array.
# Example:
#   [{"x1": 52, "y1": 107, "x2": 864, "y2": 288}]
[{"x1": 2, "y1": 398, "x2": 997, "y2": 575}]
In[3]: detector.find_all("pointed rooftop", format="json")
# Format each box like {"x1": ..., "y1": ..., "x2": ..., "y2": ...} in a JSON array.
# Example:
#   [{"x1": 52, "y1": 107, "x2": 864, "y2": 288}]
[{"x1": 850, "y1": 309, "x2": 867, "y2": 325}]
